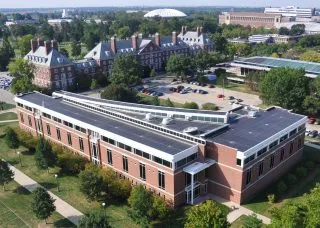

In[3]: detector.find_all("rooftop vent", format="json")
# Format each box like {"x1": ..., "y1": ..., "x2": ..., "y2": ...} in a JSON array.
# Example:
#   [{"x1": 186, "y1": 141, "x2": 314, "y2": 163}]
[
  {"x1": 162, "y1": 117, "x2": 173, "y2": 125},
  {"x1": 248, "y1": 111, "x2": 257, "y2": 118},
  {"x1": 145, "y1": 113, "x2": 154, "y2": 121},
  {"x1": 183, "y1": 127, "x2": 198, "y2": 134}
]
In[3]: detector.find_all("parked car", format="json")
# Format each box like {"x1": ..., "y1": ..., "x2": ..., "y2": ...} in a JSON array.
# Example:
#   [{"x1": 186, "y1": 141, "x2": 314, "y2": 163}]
[
  {"x1": 310, "y1": 130, "x2": 319, "y2": 138},
  {"x1": 217, "y1": 94, "x2": 224, "y2": 98},
  {"x1": 193, "y1": 89, "x2": 198, "y2": 93},
  {"x1": 308, "y1": 117, "x2": 316, "y2": 124},
  {"x1": 228, "y1": 96, "x2": 235, "y2": 100},
  {"x1": 208, "y1": 85, "x2": 215, "y2": 88},
  {"x1": 237, "y1": 98, "x2": 243, "y2": 102},
  {"x1": 199, "y1": 90, "x2": 208, "y2": 94}
]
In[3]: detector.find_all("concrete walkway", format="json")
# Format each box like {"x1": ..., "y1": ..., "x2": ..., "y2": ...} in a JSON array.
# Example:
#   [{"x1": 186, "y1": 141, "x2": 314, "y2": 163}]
[
  {"x1": 0, "y1": 119, "x2": 18, "y2": 123},
  {"x1": 0, "y1": 108, "x2": 16, "y2": 114},
  {"x1": 7, "y1": 163, "x2": 84, "y2": 226},
  {"x1": 194, "y1": 194, "x2": 271, "y2": 224},
  {"x1": 306, "y1": 142, "x2": 320, "y2": 150}
]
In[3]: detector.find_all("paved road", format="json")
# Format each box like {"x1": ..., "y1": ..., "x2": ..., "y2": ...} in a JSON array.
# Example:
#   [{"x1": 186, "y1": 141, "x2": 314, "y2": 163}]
[
  {"x1": 7, "y1": 163, "x2": 84, "y2": 225},
  {"x1": 0, "y1": 88, "x2": 15, "y2": 105}
]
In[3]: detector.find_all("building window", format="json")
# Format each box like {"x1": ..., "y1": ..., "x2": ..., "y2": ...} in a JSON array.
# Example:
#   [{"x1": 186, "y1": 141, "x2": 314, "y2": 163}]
[
  {"x1": 158, "y1": 171, "x2": 165, "y2": 190},
  {"x1": 56, "y1": 128, "x2": 61, "y2": 141},
  {"x1": 123, "y1": 156, "x2": 128, "y2": 172},
  {"x1": 246, "y1": 168, "x2": 252, "y2": 185},
  {"x1": 244, "y1": 154, "x2": 255, "y2": 165},
  {"x1": 139, "y1": 163, "x2": 146, "y2": 181},
  {"x1": 280, "y1": 149, "x2": 285, "y2": 161},
  {"x1": 28, "y1": 115, "x2": 32, "y2": 127},
  {"x1": 79, "y1": 137, "x2": 84, "y2": 151},
  {"x1": 236, "y1": 159, "x2": 242, "y2": 166},
  {"x1": 67, "y1": 132, "x2": 72, "y2": 145},
  {"x1": 20, "y1": 113, "x2": 24, "y2": 123},
  {"x1": 107, "y1": 149, "x2": 113, "y2": 165},
  {"x1": 257, "y1": 147, "x2": 267, "y2": 156},
  {"x1": 270, "y1": 154, "x2": 275, "y2": 168},
  {"x1": 298, "y1": 138, "x2": 302, "y2": 149},
  {"x1": 36, "y1": 119, "x2": 42, "y2": 132},
  {"x1": 46, "y1": 123, "x2": 51, "y2": 136},
  {"x1": 258, "y1": 162, "x2": 264, "y2": 176},
  {"x1": 289, "y1": 142, "x2": 294, "y2": 155}
]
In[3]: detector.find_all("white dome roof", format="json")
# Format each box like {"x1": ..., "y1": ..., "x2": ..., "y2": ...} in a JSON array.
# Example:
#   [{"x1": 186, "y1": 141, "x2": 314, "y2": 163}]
[{"x1": 144, "y1": 9, "x2": 187, "y2": 18}]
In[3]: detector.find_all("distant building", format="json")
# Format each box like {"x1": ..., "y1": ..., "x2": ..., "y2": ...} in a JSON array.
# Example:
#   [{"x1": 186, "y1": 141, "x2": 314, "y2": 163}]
[
  {"x1": 5, "y1": 19, "x2": 36, "y2": 27},
  {"x1": 264, "y1": 6, "x2": 315, "y2": 18},
  {"x1": 24, "y1": 39, "x2": 75, "y2": 90},
  {"x1": 48, "y1": 9, "x2": 73, "y2": 26},
  {"x1": 219, "y1": 12, "x2": 290, "y2": 29},
  {"x1": 275, "y1": 22, "x2": 320, "y2": 35},
  {"x1": 144, "y1": 8, "x2": 187, "y2": 18}
]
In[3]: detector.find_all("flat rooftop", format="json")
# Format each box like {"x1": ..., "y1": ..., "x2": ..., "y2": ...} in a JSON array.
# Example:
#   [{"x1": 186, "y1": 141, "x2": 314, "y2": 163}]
[
  {"x1": 210, "y1": 107, "x2": 305, "y2": 152},
  {"x1": 234, "y1": 56, "x2": 320, "y2": 75},
  {"x1": 17, "y1": 92, "x2": 195, "y2": 155}
]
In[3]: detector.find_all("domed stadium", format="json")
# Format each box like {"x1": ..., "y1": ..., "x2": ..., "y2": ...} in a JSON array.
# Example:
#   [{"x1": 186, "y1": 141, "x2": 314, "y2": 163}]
[{"x1": 144, "y1": 9, "x2": 187, "y2": 18}]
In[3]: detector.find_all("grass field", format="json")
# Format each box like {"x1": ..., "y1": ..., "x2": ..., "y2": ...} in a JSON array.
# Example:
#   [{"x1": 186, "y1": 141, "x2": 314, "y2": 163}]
[
  {"x1": 0, "y1": 112, "x2": 18, "y2": 121},
  {"x1": 230, "y1": 215, "x2": 267, "y2": 228},
  {"x1": 0, "y1": 181, "x2": 75, "y2": 228},
  {"x1": 0, "y1": 102, "x2": 15, "y2": 111},
  {"x1": 243, "y1": 145, "x2": 320, "y2": 217}
]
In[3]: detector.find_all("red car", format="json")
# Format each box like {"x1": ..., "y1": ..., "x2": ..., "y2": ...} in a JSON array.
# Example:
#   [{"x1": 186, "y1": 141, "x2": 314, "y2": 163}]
[
  {"x1": 308, "y1": 117, "x2": 316, "y2": 124},
  {"x1": 217, "y1": 94, "x2": 224, "y2": 98}
]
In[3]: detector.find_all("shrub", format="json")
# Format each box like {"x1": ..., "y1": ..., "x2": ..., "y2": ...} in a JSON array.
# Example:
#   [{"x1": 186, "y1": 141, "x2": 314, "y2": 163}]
[
  {"x1": 110, "y1": 178, "x2": 132, "y2": 201},
  {"x1": 15, "y1": 128, "x2": 39, "y2": 152},
  {"x1": 57, "y1": 152, "x2": 87, "y2": 175},
  {"x1": 182, "y1": 102, "x2": 199, "y2": 109},
  {"x1": 286, "y1": 174, "x2": 298, "y2": 186},
  {"x1": 79, "y1": 165, "x2": 104, "y2": 201},
  {"x1": 295, "y1": 166, "x2": 308, "y2": 178},
  {"x1": 267, "y1": 194, "x2": 276, "y2": 204},
  {"x1": 202, "y1": 102, "x2": 219, "y2": 111},
  {"x1": 277, "y1": 181, "x2": 287, "y2": 195},
  {"x1": 151, "y1": 195, "x2": 171, "y2": 219},
  {"x1": 305, "y1": 161, "x2": 315, "y2": 171}
]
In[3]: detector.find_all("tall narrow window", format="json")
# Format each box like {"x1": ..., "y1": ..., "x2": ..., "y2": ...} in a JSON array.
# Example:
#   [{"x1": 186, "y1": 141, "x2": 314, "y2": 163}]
[
  {"x1": 246, "y1": 168, "x2": 252, "y2": 185},
  {"x1": 270, "y1": 154, "x2": 275, "y2": 169},
  {"x1": 107, "y1": 149, "x2": 113, "y2": 165},
  {"x1": 67, "y1": 132, "x2": 72, "y2": 145},
  {"x1": 158, "y1": 171, "x2": 165, "y2": 190},
  {"x1": 289, "y1": 142, "x2": 294, "y2": 155},
  {"x1": 280, "y1": 149, "x2": 285, "y2": 162},
  {"x1": 36, "y1": 119, "x2": 42, "y2": 132},
  {"x1": 123, "y1": 156, "x2": 128, "y2": 172},
  {"x1": 258, "y1": 162, "x2": 264, "y2": 176},
  {"x1": 56, "y1": 128, "x2": 61, "y2": 141},
  {"x1": 139, "y1": 163, "x2": 146, "y2": 181},
  {"x1": 28, "y1": 115, "x2": 32, "y2": 127},
  {"x1": 46, "y1": 123, "x2": 51, "y2": 136},
  {"x1": 20, "y1": 113, "x2": 24, "y2": 123},
  {"x1": 79, "y1": 137, "x2": 84, "y2": 151},
  {"x1": 298, "y1": 139, "x2": 302, "y2": 149}
]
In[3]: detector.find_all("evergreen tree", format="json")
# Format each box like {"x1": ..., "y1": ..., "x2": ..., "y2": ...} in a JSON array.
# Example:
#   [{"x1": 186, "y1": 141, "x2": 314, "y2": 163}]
[
  {"x1": 78, "y1": 211, "x2": 111, "y2": 228},
  {"x1": 35, "y1": 137, "x2": 56, "y2": 170},
  {"x1": 4, "y1": 127, "x2": 19, "y2": 152},
  {"x1": 0, "y1": 36, "x2": 15, "y2": 71},
  {"x1": 31, "y1": 187, "x2": 56, "y2": 223},
  {"x1": 0, "y1": 160, "x2": 14, "y2": 191}
]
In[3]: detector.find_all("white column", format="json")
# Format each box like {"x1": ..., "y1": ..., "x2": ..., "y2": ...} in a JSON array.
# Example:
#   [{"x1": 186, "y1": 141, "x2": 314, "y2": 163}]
[{"x1": 191, "y1": 173, "x2": 194, "y2": 205}]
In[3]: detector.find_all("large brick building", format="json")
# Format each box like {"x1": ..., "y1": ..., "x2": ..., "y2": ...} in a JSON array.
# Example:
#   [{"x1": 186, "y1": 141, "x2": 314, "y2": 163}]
[
  {"x1": 15, "y1": 91, "x2": 306, "y2": 206},
  {"x1": 24, "y1": 39, "x2": 75, "y2": 90}
]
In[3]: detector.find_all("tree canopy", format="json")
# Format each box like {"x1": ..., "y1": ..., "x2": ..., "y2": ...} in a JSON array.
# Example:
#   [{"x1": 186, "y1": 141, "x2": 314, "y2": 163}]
[
  {"x1": 100, "y1": 83, "x2": 137, "y2": 102},
  {"x1": 78, "y1": 211, "x2": 111, "y2": 228},
  {"x1": 79, "y1": 165, "x2": 104, "y2": 201},
  {"x1": 18, "y1": 34, "x2": 33, "y2": 57},
  {"x1": 0, "y1": 160, "x2": 14, "y2": 190},
  {"x1": 166, "y1": 55, "x2": 194, "y2": 80},
  {"x1": 0, "y1": 36, "x2": 15, "y2": 71},
  {"x1": 4, "y1": 127, "x2": 19, "y2": 151},
  {"x1": 35, "y1": 137, "x2": 56, "y2": 170},
  {"x1": 31, "y1": 187, "x2": 56, "y2": 223}
]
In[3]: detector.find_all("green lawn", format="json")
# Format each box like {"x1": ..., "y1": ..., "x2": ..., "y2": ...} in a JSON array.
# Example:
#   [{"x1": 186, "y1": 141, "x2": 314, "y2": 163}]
[
  {"x1": 230, "y1": 215, "x2": 267, "y2": 228},
  {"x1": 0, "y1": 181, "x2": 75, "y2": 228},
  {"x1": 0, "y1": 112, "x2": 18, "y2": 121},
  {"x1": 0, "y1": 102, "x2": 15, "y2": 111},
  {"x1": 138, "y1": 93, "x2": 183, "y2": 108},
  {"x1": 243, "y1": 145, "x2": 320, "y2": 217},
  {"x1": 215, "y1": 83, "x2": 260, "y2": 96}
]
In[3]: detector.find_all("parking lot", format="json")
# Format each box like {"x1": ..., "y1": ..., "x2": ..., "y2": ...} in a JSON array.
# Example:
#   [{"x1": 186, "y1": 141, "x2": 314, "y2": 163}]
[
  {"x1": 0, "y1": 72, "x2": 14, "y2": 105},
  {"x1": 142, "y1": 77, "x2": 262, "y2": 111}
]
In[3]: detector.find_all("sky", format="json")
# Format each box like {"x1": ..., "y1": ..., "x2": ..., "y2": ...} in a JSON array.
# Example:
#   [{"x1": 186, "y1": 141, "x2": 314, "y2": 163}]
[{"x1": 0, "y1": 0, "x2": 319, "y2": 8}]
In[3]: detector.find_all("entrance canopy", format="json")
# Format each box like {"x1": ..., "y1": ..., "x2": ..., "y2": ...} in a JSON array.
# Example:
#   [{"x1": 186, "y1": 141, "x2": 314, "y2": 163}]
[{"x1": 183, "y1": 159, "x2": 216, "y2": 175}]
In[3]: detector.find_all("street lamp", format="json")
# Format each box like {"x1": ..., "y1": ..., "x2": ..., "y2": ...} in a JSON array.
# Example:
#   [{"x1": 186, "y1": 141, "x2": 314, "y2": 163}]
[
  {"x1": 55, "y1": 174, "x2": 60, "y2": 192},
  {"x1": 102, "y1": 202, "x2": 106, "y2": 216},
  {"x1": 17, "y1": 151, "x2": 22, "y2": 167}
]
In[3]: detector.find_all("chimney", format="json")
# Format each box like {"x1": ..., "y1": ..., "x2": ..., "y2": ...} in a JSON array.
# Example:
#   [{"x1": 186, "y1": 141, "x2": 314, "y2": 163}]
[
  {"x1": 37, "y1": 38, "x2": 44, "y2": 47},
  {"x1": 181, "y1": 26, "x2": 185, "y2": 35},
  {"x1": 196, "y1": 27, "x2": 201, "y2": 37},
  {"x1": 44, "y1": 41, "x2": 52, "y2": 55},
  {"x1": 200, "y1": 26, "x2": 204, "y2": 34},
  {"x1": 111, "y1": 36, "x2": 117, "y2": 53},
  {"x1": 172, "y1": 31, "x2": 177, "y2": 45},
  {"x1": 155, "y1": 33, "x2": 160, "y2": 46},
  {"x1": 138, "y1": 33, "x2": 143, "y2": 39},
  {"x1": 51, "y1": 40, "x2": 58, "y2": 50},
  {"x1": 184, "y1": 26, "x2": 188, "y2": 33},
  {"x1": 131, "y1": 34, "x2": 137, "y2": 50},
  {"x1": 30, "y1": 39, "x2": 38, "y2": 53}
]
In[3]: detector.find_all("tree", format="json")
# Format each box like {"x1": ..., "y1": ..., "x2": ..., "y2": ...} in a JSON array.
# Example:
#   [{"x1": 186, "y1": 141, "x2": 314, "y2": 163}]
[
  {"x1": 127, "y1": 185, "x2": 153, "y2": 227},
  {"x1": 303, "y1": 77, "x2": 320, "y2": 117},
  {"x1": 166, "y1": 55, "x2": 193, "y2": 81},
  {"x1": 270, "y1": 203, "x2": 306, "y2": 228},
  {"x1": 194, "y1": 51, "x2": 212, "y2": 73},
  {"x1": 185, "y1": 200, "x2": 229, "y2": 228},
  {"x1": 183, "y1": 102, "x2": 199, "y2": 109},
  {"x1": 35, "y1": 137, "x2": 56, "y2": 170},
  {"x1": 242, "y1": 214, "x2": 263, "y2": 228},
  {"x1": 59, "y1": 47, "x2": 69, "y2": 58},
  {"x1": 259, "y1": 67, "x2": 309, "y2": 113},
  {"x1": 151, "y1": 195, "x2": 170, "y2": 220},
  {"x1": 229, "y1": 43, "x2": 252, "y2": 57},
  {"x1": 31, "y1": 187, "x2": 56, "y2": 224},
  {"x1": 151, "y1": 96, "x2": 160, "y2": 106},
  {"x1": 78, "y1": 211, "x2": 111, "y2": 228},
  {"x1": 18, "y1": 34, "x2": 33, "y2": 57},
  {"x1": 0, "y1": 160, "x2": 14, "y2": 191},
  {"x1": 279, "y1": 27, "x2": 290, "y2": 35},
  {"x1": 71, "y1": 41, "x2": 81, "y2": 56},
  {"x1": 0, "y1": 36, "x2": 15, "y2": 71},
  {"x1": 79, "y1": 165, "x2": 104, "y2": 201},
  {"x1": 202, "y1": 103, "x2": 219, "y2": 111},
  {"x1": 109, "y1": 55, "x2": 142, "y2": 86},
  {"x1": 245, "y1": 71, "x2": 266, "y2": 92},
  {"x1": 9, "y1": 58, "x2": 36, "y2": 94},
  {"x1": 101, "y1": 83, "x2": 137, "y2": 102},
  {"x1": 118, "y1": 26, "x2": 131, "y2": 39},
  {"x1": 90, "y1": 79, "x2": 98, "y2": 90},
  {"x1": 4, "y1": 127, "x2": 19, "y2": 152},
  {"x1": 150, "y1": 68, "x2": 157, "y2": 77},
  {"x1": 212, "y1": 34, "x2": 228, "y2": 53},
  {"x1": 290, "y1": 24, "x2": 305, "y2": 36},
  {"x1": 163, "y1": 98, "x2": 174, "y2": 107},
  {"x1": 300, "y1": 50, "x2": 320, "y2": 63}
]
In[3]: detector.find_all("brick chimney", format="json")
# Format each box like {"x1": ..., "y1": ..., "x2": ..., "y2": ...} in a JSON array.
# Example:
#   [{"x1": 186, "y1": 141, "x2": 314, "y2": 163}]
[
  {"x1": 37, "y1": 38, "x2": 44, "y2": 47},
  {"x1": 196, "y1": 27, "x2": 201, "y2": 37},
  {"x1": 51, "y1": 40, "x2": 58, "y2": 50},
  {"x1": 44, "y1": 41, "x2": 52, "y2": 55},
  {"x1": 131, "y1": 35, "x2": 137, "y2": 50},
  {"x1": 155, "y1": 33, "x2": 160, "y2": 46},
  {"x1": 30, "y1": 39, "x2": 38, "y2": 53},
  {"x1": 172, "y1": 31, "x2": 177, "y2": 45},
  {"x1": 111, "y1": 36, "x2": 117, "y2": 54}
]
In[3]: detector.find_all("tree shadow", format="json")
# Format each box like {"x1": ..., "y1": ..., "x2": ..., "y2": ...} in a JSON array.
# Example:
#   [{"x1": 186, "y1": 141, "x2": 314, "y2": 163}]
[
  {"x1": 21, "y1": 149, "x2": 35, "y2": 156},
  {"x1": 13, "y1": 185, "x2": 31, "y2": 195},
  {"x1": 38, "y1": 181, "x2": 57, "y2": 190},
  {"x1": 53, "y1": 218, "x2": 76, "y2": 228}
]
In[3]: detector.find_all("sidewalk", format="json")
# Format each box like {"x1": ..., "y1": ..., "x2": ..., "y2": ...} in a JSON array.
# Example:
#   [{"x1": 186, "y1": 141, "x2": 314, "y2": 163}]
[
  {"x1": 306, "y1": 142, "x2": 320, "y2": 150},
  {"x1": 194, "y1": 194, "x2": 271, "y2": 224},
  {"x1": 8, "y1": 163, "x2": 84, "y2": 226}
]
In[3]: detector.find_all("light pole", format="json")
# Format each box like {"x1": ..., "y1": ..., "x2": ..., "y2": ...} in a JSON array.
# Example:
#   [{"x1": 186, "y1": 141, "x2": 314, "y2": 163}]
[
  {"x1": 17, "y1": 151, "x2": 22, "y2": 167},
  {"x1": 55, "y1": 174, "x2": 60, "y2": 192},
  {"x1": 102, "y1": 202, "x2": 106, "y2": 216}
]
